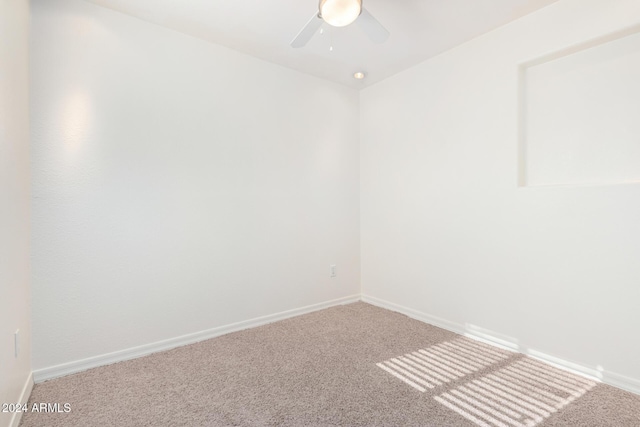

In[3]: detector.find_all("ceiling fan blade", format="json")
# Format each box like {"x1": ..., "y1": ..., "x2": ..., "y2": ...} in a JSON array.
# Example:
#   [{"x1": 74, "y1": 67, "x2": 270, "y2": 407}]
[
  {"x1": 357, "y1": 8, "x2": 389, "y2": 44},
  {"x1": 290, "y1": 12, "x2": 323, "y2": 48}
]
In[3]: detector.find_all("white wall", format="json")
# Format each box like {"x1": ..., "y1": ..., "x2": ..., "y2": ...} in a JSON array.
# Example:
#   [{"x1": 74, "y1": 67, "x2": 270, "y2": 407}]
[
  {"x1": 524, "y1": 29, "x2": 640, "y2": 187},
  {"x1": 31, "y1": 0, "x2": 360, "y2": 372},
  {"x1": 361, "y1": 0, "x2": 640, "y2": 390},
  {"x1": 0, "y1": 0, "x2": 32, "y2": 425}
]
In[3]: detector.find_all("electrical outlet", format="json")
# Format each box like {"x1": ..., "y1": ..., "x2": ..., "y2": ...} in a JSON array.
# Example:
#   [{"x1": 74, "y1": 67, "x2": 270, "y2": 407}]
[
  {"x1": 14, "y1": 329, "x2": 20, "y2": 358},
  {"x1": 330, "y1": 265, "x2": 337, "y2": 278}
]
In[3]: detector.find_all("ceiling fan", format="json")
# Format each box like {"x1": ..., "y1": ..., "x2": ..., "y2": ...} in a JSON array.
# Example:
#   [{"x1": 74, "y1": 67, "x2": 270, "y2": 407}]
[{"x1": 291, "y1": 0, "x2": 389, "y2": 48}]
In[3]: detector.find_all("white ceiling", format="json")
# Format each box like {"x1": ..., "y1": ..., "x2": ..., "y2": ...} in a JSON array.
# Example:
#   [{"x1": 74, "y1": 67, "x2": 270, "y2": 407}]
[{"x1": 84, "y1": 0, "x2": 558, "y2": 88}]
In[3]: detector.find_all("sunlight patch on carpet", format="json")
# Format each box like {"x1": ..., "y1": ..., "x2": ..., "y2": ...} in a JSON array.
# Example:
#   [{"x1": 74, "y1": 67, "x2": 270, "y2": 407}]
[
  {"x1": 377, "y1": 337, "x2": 511, "y2": 392},
  {"x1": 434, "y1": 358, "x2": 597, "y2": 427}
]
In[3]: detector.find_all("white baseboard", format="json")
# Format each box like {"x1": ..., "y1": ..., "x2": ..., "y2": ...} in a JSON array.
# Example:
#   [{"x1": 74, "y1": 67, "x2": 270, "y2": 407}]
[
  {"x1": 362, "y1": 294, "x2": 640, "y2": 396},
  {"x1": 602, "y1": 370, "x2": 640, "y2": 395},
  {"x1": 362, "y1": 294, "x2": 465, "y2": 335},
  {"x1": 9, "y1": 372, "x2": 33, "y2": 427},
  {"x1": 33, "y1": 295, "x2": 360, "y2": 383},
  {"x1": 525, "y1": 348, "x2": 601, "y2": 381},
  {"x1": 30, "y1": 293, "x2": 640, "y2": 396}
]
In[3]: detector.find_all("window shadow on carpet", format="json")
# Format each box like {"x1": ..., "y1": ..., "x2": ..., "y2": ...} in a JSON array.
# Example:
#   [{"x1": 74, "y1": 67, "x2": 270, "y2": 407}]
[{"x1": 377, "y1": 336, "x2": 596, "y2": 427}]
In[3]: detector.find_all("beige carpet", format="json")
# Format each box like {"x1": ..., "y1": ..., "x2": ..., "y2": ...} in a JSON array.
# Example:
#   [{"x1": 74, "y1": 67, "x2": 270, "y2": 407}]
[{"x1": 21, "y1": 302, "x2": 640, "y2": 426}]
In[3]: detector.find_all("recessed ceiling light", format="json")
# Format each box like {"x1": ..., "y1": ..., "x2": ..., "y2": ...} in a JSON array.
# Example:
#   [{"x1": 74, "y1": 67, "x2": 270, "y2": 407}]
[{"x1": 354, "y1": 72, "x2": 365, "y2": 80}]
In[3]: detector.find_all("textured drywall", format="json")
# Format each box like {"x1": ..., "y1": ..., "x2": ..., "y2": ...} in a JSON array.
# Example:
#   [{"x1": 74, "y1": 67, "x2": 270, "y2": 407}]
[
  {"x1": 361, "y1": 0, "x2": 640, "y2": 386},
  {"x1": 31, "y1": 0, "x2": 360, "y2": 370},
  {"x1": 523, "y1": 29, "x2": 640, "y2": 186},
  {"x1": 0, "y1": 0, "x2": 32, "y2": 425}
]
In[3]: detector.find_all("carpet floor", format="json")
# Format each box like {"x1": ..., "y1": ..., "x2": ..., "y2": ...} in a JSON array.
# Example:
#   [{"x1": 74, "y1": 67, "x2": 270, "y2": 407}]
[{"x1": 20, "y1": 302, "x2": 640, "y2": 426}]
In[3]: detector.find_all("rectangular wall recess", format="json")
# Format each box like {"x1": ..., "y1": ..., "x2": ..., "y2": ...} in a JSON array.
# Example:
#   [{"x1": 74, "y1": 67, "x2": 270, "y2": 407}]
[{"x1": 518, "y1": 25, "x2": 640, "y2": 188}]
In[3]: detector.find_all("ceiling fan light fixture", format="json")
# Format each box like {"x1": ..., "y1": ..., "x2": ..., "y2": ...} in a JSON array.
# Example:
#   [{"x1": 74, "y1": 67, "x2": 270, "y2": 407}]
[{"x1": 319, "y1": 0, "x2": 362, "y2": 27}]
